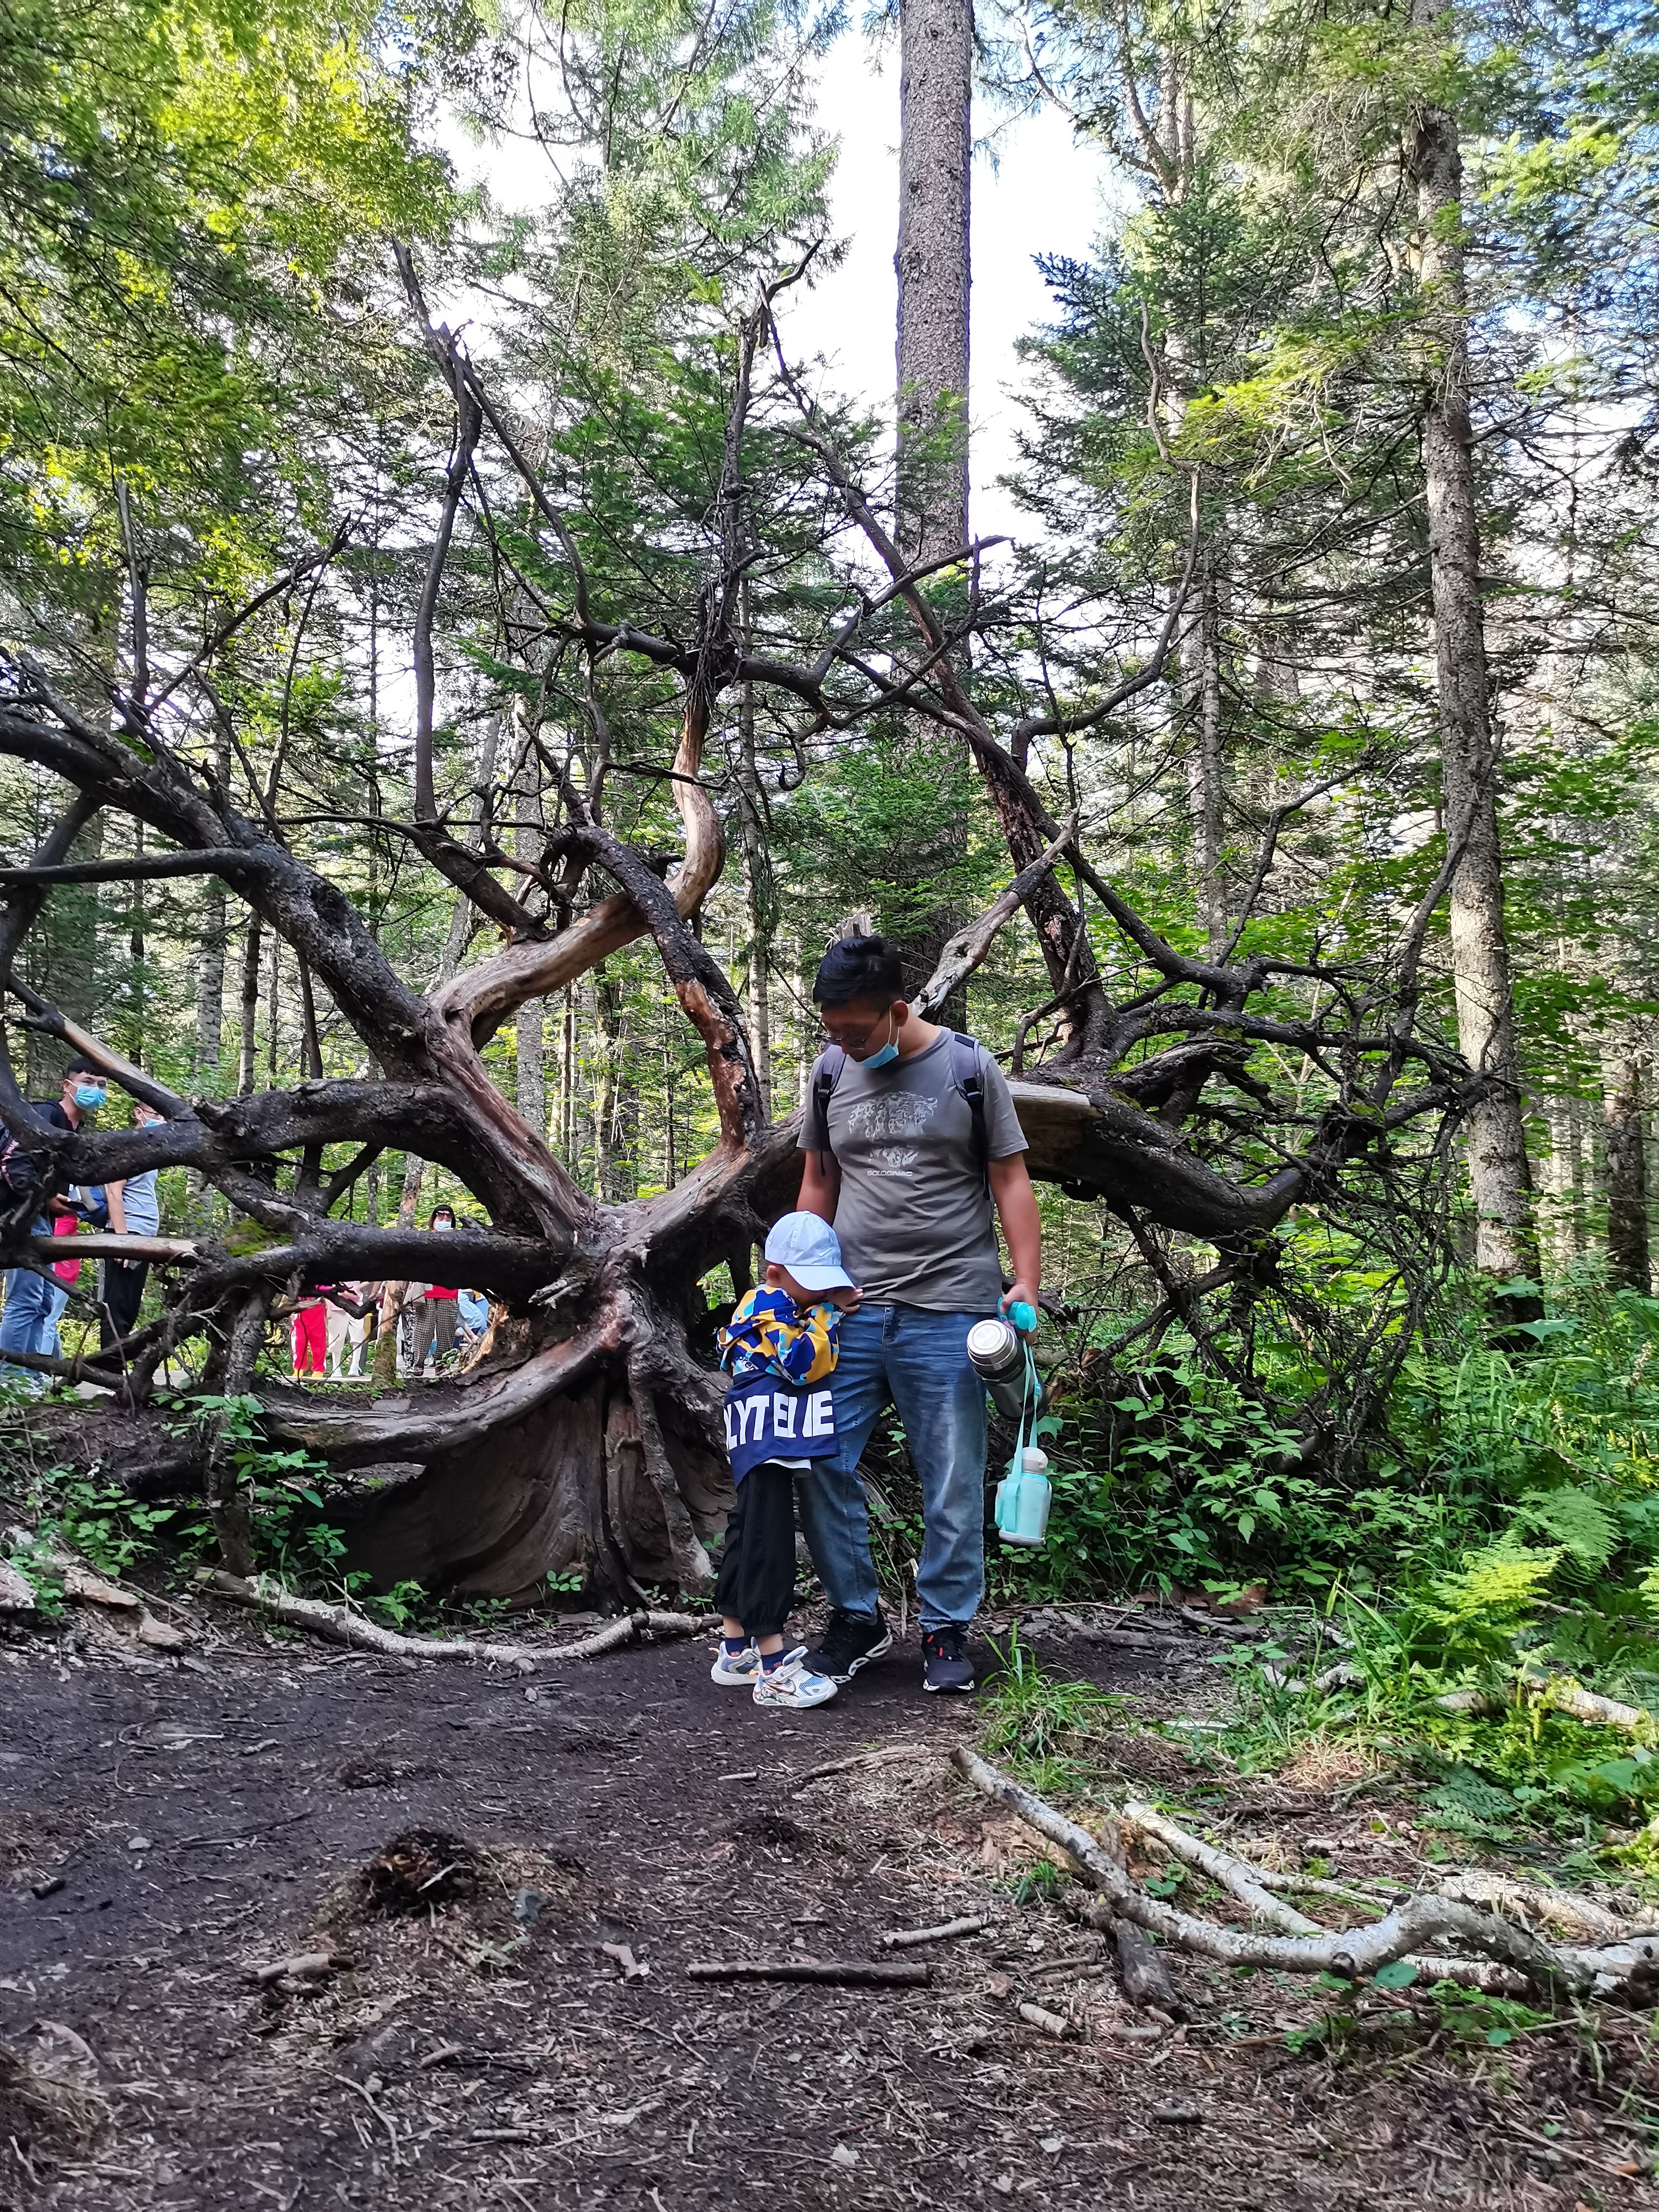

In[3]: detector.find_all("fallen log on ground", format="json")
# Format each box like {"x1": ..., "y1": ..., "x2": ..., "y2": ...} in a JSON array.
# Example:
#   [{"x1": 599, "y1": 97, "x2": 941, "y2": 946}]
[
  {"x1": 1436, "y1": 1870, "x2": 1650, "y2": 1946},
  {"x1": 5, "y1": 1528, "x2": 194, "y2": 1649},
  {"x1": 1060, "y1": 1894, "x2": 1185, "y2": 2014},
  {"x1": 1121, "y1": 1797, "x2": 1535, "y2": 1995},
  {"x1": 953, "y1": 1747, "x2": 1597, "y2": 1997},
  {"x1": 1434, "y1": 1682, "x2": 1655, "y2": 1735},
  {"x1": 204, "y1": 1571, "x2": 712, "y2": 1665},
  {"x1": 686, "y1": 1960, "x2": 931, "y2": 1987}
]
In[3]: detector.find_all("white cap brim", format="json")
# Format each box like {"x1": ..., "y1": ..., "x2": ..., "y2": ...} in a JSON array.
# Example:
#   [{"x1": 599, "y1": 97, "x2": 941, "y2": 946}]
[{"x1": 781, "y1": 1263, "x2": 854, "y2": 1292}]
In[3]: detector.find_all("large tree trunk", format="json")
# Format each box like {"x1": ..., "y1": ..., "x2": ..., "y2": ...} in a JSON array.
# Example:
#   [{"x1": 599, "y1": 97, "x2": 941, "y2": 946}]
[
  {"x1": 890, "y1": 0, "x2": 975, "y2": 1014},
  {"x1": 1603, "y1": 1038, "x2": 1649, "y2": 1294},
  {"x1": 1407, "y1": 7, "x2": 1540, "y2": 1301},
  {"x1": 895, "y1": 0, "x2": 971, "y2": 564},
  {"x1": 1182, "y1": 547, "x2": 1226, "y2": 962}
]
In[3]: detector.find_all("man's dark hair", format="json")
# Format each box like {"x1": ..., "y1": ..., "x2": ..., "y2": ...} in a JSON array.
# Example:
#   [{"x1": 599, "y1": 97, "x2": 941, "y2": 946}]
[
  {"x1": 813, "y1": 934, "x2": 905, "y2": 1009},
  {"x1": 63, "y1": 1056, "x2": 101, "y2": 1079},
  {"x1": 429, "y1": 1203, "x2": 456, "y2": 1226}
]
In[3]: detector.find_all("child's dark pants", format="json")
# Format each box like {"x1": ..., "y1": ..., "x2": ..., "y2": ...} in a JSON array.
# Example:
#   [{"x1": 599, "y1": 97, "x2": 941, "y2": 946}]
[{"x1": 714, "y1": 1460, "x2": 798, "y2": 1640}]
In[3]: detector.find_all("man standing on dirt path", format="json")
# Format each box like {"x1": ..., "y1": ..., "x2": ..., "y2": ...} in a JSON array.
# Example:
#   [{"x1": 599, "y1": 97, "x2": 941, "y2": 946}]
[{"x1": 794, "y1": 935, "x2": 1042, "y2": 1696}]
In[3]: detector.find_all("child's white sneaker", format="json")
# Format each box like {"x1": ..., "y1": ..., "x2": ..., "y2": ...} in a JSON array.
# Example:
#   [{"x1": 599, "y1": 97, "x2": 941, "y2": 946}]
[
  {"x1": 710, "y1": 1640, "x2": 761, "y2": 1687},
  {"x1": 752, "y1": 1647, "x2": 838, "y2": 1709}
]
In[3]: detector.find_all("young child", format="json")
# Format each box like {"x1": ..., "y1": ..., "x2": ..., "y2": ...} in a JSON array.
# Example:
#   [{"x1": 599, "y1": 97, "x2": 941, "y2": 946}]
[{"x1": 712, "y1": 1212, "x2": 860, "y2": 1710}]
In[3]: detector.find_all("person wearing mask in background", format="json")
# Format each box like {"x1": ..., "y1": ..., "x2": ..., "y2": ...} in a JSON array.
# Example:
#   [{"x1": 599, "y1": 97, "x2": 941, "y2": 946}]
[
  {"x1": 97, "y1": 1098, "x2": 163, "y2": 1356},
  {"x1": 410, "y1": 1205, "x2": 460, "y2": 1375},
  {"x1": 0, "y1": 1057, "x2": 109, "y2": 1382}
]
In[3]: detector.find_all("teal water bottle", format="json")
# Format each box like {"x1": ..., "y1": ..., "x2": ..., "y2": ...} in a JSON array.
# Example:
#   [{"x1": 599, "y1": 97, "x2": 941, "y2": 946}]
[{"x1": 996, "y1": 1444, "x2": 1052, "y2": 1548}]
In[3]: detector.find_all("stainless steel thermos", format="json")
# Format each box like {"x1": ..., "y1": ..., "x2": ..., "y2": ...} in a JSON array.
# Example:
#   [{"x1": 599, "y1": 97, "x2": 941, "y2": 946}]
[
  {"x1": 967, "y1": 1316, "x2": 1053, "y2": 1548},
  {"x1": 965, "y1": 1316, "x2": 1028, "y2": 1421}
]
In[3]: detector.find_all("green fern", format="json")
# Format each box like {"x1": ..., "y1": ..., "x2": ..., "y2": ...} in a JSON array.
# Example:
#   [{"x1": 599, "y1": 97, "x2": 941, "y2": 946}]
[
  {"x1": 1424, "y1": 1540, "x2": 1564, "y2": 1627},
  {"x1": 1513, "y1": 1485, "x2": 1617, "y2": 1572}
]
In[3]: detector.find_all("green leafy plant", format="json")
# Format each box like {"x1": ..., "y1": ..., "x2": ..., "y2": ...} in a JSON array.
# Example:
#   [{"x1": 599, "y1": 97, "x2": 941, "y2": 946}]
[{"x1": 977, "y1": 1631, "x2": 1120, "y2": 1794}]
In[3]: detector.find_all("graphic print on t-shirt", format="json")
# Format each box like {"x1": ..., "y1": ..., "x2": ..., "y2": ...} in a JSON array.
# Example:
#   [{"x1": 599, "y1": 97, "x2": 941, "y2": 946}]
[{"x1": 845, "y1": 1089, "x2": 938, "y2": 1179}]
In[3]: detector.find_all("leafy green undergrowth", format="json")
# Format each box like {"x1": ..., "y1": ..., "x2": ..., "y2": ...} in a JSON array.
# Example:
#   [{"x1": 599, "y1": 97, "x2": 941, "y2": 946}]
[
  {"x1": 0, "y1": 1397, "x2": 582, "y2": 1636},
  {"x1": 976, "y1": 1647, "x2": 1659, "y2": 2134},
  {"x1": 977, "y1": 1629, "x2": 1122, "y2": 1796},
  {"x1": 982, "y1": 1276, "x2": 1659, "y2": 1612},
  {"x1": 1208, "y1": 1589, "x2": 1659, "y2": 1884}
]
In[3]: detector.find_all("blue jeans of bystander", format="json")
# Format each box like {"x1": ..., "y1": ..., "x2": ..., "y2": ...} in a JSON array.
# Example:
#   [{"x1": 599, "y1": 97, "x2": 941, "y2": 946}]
[
  {"x1": 794, "y1": 1301, "x2": 990, "y2": 1633},
  {"x1": 0, "y1": 1221, "x2": 59, "y2": 1381}
]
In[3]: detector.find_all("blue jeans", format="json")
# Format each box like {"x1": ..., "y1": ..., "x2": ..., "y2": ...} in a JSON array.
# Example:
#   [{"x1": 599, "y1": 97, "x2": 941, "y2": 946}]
[
  {"x1": 0, "y1": 1223, "x2": 60, "y2": 1378},
  {"x1": 796, "y1": 1302, "x2": 991, "y2": 1632}
]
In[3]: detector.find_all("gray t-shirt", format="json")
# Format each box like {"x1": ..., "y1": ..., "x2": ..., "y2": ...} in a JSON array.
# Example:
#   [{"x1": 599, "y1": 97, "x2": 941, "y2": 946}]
[
  {"x1": 117, "y1": 1168, "x2": 160, "y2": 1238},
  {"x1": 798, "y1": 1032, "x2": 1027, "y2": 1312}
]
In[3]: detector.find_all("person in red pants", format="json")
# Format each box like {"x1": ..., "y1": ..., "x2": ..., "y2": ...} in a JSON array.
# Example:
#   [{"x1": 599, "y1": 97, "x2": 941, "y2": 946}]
[{"x1": 292, "y1": 1287, "x2": 329, "y2": 1376}]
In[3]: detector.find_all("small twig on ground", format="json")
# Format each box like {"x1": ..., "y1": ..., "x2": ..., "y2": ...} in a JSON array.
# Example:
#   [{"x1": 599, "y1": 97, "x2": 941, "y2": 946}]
[
  {"x1": 1017, "y1": 1999, "x2": 1077, "y2": 2039},
  {"x1": 332, "y1": 2072, "x2": 400, "y2": 2165},
  {"x1": 686, "y1": 1960, "x2": 931, "y2": 1987},
  {"x1": 881, "y1": 1915, "x2": 990, "y2": 1950},
  {"x1": 249, "y1": 1948, "x2": 353, "y2": 1987},
  {"x1": 601, "y1": 1942, "x2": 649, "y2": 1981}
]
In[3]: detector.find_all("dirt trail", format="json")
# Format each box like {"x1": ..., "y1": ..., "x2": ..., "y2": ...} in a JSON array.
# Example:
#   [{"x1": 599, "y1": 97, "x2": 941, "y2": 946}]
[{"x1": 0, "y1": 1623, "x2": 1651, "y2": 2211}]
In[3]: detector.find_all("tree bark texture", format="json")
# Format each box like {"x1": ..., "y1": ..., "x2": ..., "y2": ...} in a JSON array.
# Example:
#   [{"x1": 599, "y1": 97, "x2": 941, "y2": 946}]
[
  {"x1": 1407, "y1": 7, "x2": 1540, "y2": 1294},
  {"x1": 895, "y1": 0, "x2": 972, "y2": 565},
  {"x1": 1181, "y1": 548, "x2": 1226, "y2": 963},
  {"x1": 1603, "y1": 1040, "x2": 1649, "y2": 1294}
]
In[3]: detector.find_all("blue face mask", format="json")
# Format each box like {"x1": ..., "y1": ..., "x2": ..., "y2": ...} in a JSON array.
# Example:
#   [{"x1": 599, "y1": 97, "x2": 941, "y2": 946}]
[
  {"x1": 74, "y1": 1083, "x2": 106, "y2": 1110},
  {"x1": 861, "y1": 1013, "x2": 899, "y2": 1070}
]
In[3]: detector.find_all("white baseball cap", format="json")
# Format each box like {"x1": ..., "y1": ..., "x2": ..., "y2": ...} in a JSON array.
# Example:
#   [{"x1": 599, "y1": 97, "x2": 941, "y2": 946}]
[{"x1": 765, "y1": 1211, "x2": 854, "y2": 1293}]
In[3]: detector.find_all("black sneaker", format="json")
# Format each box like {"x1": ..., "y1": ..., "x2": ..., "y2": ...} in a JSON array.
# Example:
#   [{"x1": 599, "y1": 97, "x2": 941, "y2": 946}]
[
  {"x1": 804, "y1": 1608, "x2": 893, "y2": 1683},
  {"x1": 922, "y1": 1626, "x2": 976, "y2": 1695}
]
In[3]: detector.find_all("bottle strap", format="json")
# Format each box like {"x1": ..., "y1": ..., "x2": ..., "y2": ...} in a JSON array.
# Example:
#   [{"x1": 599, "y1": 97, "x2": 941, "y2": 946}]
[{"x1": 1010, "y1": 1341, "x2": 1041, "y2": 1474}]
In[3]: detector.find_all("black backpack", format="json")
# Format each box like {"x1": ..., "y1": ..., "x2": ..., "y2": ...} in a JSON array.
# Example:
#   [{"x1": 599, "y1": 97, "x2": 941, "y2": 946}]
[
  {"x1": 0, "y1": 1130, "x2": 43, "y2": 1203},
  {"x1": 808, "y1": 1030, "x2": 989, "y2": 1191}
]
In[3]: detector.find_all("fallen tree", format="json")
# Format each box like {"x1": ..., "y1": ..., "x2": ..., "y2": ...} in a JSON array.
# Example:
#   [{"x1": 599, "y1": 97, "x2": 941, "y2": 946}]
[
  {"x1": 955, "y1": 1747, "x2": 1659, "y2": 2003},
  {"x1": 0, "y1": 255, "x2": 1481, "y2": 1599}
]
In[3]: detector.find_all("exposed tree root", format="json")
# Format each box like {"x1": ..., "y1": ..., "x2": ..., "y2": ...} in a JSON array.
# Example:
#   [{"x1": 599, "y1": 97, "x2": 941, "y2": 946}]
[
  {"x1": 951, "y1": 1748, "x2": 1646, "y2": 1999},
  {"x1": 204, "y1": 1570, "x2": 711, "y2": 1666},
  {"x1": 1435, "y1": 1681, "x2": 1656, "y2": 1735}
]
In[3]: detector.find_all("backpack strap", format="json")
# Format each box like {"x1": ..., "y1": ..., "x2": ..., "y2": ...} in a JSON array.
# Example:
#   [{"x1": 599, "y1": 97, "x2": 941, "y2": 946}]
[
  {"x1": 950, "y1": 1031, "x2": 989, "y2": 1193},
  {"x1": 809, "y1": 1045, "x2": 847, "y2": 1174}
]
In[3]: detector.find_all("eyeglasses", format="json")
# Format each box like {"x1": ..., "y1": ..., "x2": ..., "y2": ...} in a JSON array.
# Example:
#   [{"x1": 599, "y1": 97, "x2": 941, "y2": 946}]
[{"x1": 817, "y1": 1009, "x2": 893, "y2": 1049}]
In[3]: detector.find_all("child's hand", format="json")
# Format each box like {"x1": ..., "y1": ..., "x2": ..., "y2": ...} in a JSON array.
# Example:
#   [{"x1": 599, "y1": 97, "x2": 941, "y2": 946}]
[{"x1": 828, "y1": 1284, "x2": 863, "y2": 1311}]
